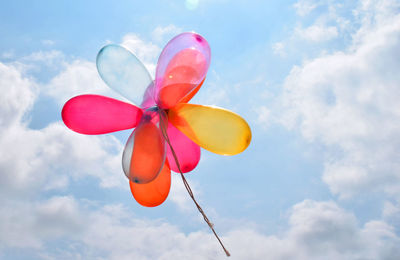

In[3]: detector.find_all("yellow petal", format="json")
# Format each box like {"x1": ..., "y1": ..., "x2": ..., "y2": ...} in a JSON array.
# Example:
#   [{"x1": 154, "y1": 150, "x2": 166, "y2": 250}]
[{"x1": 168, "y1": 104, "x2": 251, "y2": 155}]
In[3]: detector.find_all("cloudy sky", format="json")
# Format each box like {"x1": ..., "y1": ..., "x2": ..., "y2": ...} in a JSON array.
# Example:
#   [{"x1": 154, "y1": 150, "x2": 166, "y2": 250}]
[{"x1": 1, "y1": 0, "x2": 400, "y2": 259}]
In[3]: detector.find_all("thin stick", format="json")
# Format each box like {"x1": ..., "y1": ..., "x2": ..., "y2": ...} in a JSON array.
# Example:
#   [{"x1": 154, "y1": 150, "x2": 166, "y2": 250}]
[{"x1": 158, "y1": 110, "x2": 231, "y2": 257}]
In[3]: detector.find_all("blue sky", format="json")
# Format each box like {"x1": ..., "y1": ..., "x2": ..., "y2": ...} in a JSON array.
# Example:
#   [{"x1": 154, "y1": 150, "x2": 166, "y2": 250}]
[{"x1": 1, "y1": 0, "x2": 400, "y2": 259}]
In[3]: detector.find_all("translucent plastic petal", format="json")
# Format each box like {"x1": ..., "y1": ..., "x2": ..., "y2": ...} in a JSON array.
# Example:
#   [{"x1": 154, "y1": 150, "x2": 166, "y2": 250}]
[
  {"x1": 168, "y1": 104, "x2": 252, "y2": 155},
  {"x1": 179, "y1": 78, "x2": 204, "y2": 104},
  {"x1": 97, "y1": 44, "x2": 152, "y2": 105},
  {"x1": 62, "y1": 94, "x2": 143, "y2": 135},
  {"x1": 140, "y1": 78, "x2": 201, "y2": 109},
  {"x1": 122, "y1": 108, "x2": 166, "y2": 184},
  {"x1": 140, "y1": 81, "x2": 157, "y2": 109},
  {"x1": 129, "y1": 161, "x2": 171, "y2": 207},
  {"x1": 166, "y1": 122, "x2": 201, "y2": 173},
  {"x1": 155, "y1": 32, "x2": 211, "y2": 109}
]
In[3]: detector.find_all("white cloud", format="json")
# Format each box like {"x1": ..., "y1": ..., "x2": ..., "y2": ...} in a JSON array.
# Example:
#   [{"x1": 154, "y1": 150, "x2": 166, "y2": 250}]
[
  {"x1": 45, "y1": 59, "x2": 118, "y2": 105},
  {"x1": 279, "y1": 1, "x2": 356, "y2": 56},
  {"x1": 278, "y1": 0, "x2": 400, "y2": 197},
  {"x1": 293, "y1": 0, "x2": 319, "y2": 16},
  {"x1": 2, "y1": 50, "x2": 15, "y2": 59},
  {"x1": 0, "y1": 196, "x2": 84, "y2": 249},
  {"x1": 3, "y1": 198, "x2": 399, "y2": 260},
  {"x1": 151, "y1": 25, "x2": 183, "y2": 44},
  {"x1": 295, "y1": 24, "x2": 338, "y2": 42},
  {"x1": 5, "y1": 50, "x2": 67, "y2": 76},
  {"x1": 226, "y1": 200, "x2": 400, "y2": 260},
  {"x1": 0, "y1": 61, "x2": 127, "y2": 198},
  {"x1": 42, "y1": 39, "x2": 55, "y2": 46},
  {"x1": 169, "y1": 173, "x2": 197, "y2": 211},
  {"x1": 383, "y1": 200, "x2": 400, "y2": 228},
  {"x1": 0, "y1": 120, "x2": 126, "y2": 195},
  {"x1": 255, "y1": 106, "x2": 271, "y2": 129},
  {"x1": 272, "y1": 41, "x2": 286, "y2": 57},
  {"x1": 34, "y1": 196, "x2": 84, "y2": 238},
  {"x1": 0, "y1": 62, "x2": 36, "y2": 130},
  {"x1": 22, "y1": 50, "x2": 64, "y2": 64}
]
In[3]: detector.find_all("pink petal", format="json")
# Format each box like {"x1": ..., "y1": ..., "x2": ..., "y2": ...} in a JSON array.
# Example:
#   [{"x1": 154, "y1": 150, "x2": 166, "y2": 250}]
[
  {"x1": 62, "y1": 94, "x2": 143, "y2": 135},
  {"x1": 166, "y1": 122, "x2": 201, "y2": 173},
  {"x1": 154, "y1": 32, "x2": 211, "y2": 109}
]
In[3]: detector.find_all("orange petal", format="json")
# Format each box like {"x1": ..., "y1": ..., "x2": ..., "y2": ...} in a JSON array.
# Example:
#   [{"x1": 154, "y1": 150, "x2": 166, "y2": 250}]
[
  {"x1": 129, "y1": 118, "x2": 166, "y2": 184},
  {"x1": 129, "y1": 162, "x2": 171, "y2": 207}
]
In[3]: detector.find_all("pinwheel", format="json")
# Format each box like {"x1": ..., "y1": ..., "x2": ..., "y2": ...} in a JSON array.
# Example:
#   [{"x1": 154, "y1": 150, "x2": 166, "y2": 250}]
[{"x1": 61, "y1": 32, "x2": 251, "y2": 256}]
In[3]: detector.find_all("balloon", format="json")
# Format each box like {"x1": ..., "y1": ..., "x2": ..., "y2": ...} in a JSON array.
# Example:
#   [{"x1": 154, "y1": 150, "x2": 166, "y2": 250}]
[
  {"x1": 62, "y1": 94, "x2": 143, "y2": 135},
  {"x1": 168, "y1": 103, "x2": 252, "y2": 155},
  {"x1": 61, "y1": 32, "x2": 252, "y2": 207},
  {"x1": 97, "y1": 44, "x2": 152, "y2": 106},
  {"x1": 130, "y1": 161, "x2": 171, "y2": 207},
  {"x1": 166, "y1": 122, "x2": 200, "y2": 173},
  {"x1": 122, "y1": 108, "x2": 166, "y2": 184},
  {"x1": 155, "y1": 33, "x2": 211, "y2": 109}
]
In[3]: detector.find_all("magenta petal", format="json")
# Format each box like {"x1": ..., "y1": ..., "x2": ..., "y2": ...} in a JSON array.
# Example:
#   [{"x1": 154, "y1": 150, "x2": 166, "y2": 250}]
[
  {"x1": 62, "y1": 94, "x2": 143, "y2": 134},
  {"x1": 166, "y1": 122, "x2": 200, "y2": 173}
]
